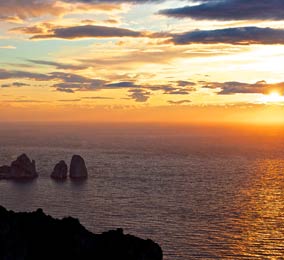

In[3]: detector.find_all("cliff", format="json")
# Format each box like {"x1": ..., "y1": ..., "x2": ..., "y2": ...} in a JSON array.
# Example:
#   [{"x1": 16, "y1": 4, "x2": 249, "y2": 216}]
[{"x1": 0, "y1": 206, "x2": 162, "y2": 260}]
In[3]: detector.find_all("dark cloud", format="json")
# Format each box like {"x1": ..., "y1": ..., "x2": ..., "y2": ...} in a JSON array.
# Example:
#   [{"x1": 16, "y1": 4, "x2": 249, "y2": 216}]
[
  {"x1": 171, "y1": 27, "x2": 284, "y2": 45},
  {"x1": 175, "y1": 80, "x2": 196, "y2": 87},
  {"x1": 31, "y1": 25, "x2": 142, "y2": 40},
  {"x1": 160, "y1": 0, "x2": 284, "y2": 21},
  {"x1": 168, "y1": 99, "x2": 192, "y2": 105},
  {"x1": 53, "y1": 81, "x2": 105, "y2": 91},
  {"x1": 166, "y1": 89, "x2": 191, "y2": 95},
  {"x1": 1, "y1": 82, "x2": 30, "y2": 88},
  {"x1": 147, "y1": 85, "x2": 195, "y2": 95},
  {"x1": 128, "y1": 89, "x2": 151, "y2": 102},
  {"x1": 0, "y1": 67, "x2": 198, "y2": 102},
  {"x1": 0, "y1": 69, "x2": 50, "y2": 81},
  {"x1": 0, "y1": 69, "x2": 105, "y2": 90},
  {"x1": 203, "y1": 80, "x2": 284, "y2": 95},
  {"x1": 13, "y1": 82, "x2": 30, "y2": 87},
  {"x1": 105, "y1": 81, "x2": 138, "y2": 88},
  {"x1": 50, "y1": 72, "x2": 96, "y2": 83},
  {"x1": 82, "y1": 96, "x2": 115, "y2": 99},
  {"x1": 56, "y1": 88, "x2": 75, "y2": 93},
  {"x1": 147, "y1": 85, "x2": 176, "y2": 92}
]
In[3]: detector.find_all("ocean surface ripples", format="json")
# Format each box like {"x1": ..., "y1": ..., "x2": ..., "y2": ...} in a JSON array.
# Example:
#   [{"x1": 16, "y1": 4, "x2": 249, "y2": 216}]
[{"x1": 0, "y1": 124, "x2": 283, "y2": 259}]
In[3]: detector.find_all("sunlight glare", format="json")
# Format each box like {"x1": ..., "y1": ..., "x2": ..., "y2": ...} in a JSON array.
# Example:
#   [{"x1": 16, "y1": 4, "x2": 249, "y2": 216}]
[{"x1": 260, "y1": 92, "x2": 284, "y2": 103}]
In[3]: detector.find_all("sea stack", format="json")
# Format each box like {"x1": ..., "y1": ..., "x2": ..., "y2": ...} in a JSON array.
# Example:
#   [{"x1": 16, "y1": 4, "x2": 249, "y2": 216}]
[
  {"x1": 10, "y1": 154, "x2": 38, "y2": 179},
  {"x1": 51, "y1": 160, "x2": 68, "y2": 180},
  {"x1": 69, "y1": 155, "x2": 88, "y2": 179}
]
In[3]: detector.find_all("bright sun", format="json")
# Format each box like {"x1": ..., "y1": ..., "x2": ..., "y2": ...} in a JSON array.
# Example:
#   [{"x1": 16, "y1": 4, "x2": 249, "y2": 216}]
[{"x1": 260, "y1": 92, "x2": 284, "y2": 103}]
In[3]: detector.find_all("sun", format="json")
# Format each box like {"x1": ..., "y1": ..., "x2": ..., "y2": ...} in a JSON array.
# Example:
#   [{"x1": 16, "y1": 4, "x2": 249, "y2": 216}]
[{"x1": 260, "y1": 91, "x2": 284, "y2": 103}]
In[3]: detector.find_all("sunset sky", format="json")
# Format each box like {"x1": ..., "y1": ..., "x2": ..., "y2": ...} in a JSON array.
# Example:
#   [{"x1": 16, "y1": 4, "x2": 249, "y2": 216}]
[{"x1": 1, "y1": 0, "x2": 284, "y2": 124}]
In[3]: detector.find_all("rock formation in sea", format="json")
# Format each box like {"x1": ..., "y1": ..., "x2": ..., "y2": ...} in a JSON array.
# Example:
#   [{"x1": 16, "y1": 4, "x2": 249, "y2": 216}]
[
  {"x1": 70, "y1": 154, "x2": 88, "y2": 179},
  {"x1": 0, "y1": 206, "x2": 163, "y2": 260},
  {"x1": 0, "y1": 154, "x2": 38, "y2": 179},
  {"x1": 51, "y1": 160, "x2": 68, "y2": 180}
]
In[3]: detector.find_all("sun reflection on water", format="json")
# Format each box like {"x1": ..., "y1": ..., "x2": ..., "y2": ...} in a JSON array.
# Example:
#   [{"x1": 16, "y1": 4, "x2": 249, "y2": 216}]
[{"x1": 230, "y1": 159, "x2": 284, "y2": 258}]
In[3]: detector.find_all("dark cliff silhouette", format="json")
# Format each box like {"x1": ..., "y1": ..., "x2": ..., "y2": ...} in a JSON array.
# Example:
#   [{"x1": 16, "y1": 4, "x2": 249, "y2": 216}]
[{"x1": 0, "y1": 206, "x2": 163, "y2": 260}]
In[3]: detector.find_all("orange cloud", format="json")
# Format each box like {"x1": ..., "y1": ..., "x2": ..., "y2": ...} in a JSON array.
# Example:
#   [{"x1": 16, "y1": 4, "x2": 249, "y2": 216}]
[{"x1": 0, "y1": 0, "x2": 121, "y2": 21}]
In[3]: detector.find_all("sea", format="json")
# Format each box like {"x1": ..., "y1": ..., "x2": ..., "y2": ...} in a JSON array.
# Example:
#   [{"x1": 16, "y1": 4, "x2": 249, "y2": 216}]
[{"x1": 0, "y1": 123, "x2": 284, "y2": 259}]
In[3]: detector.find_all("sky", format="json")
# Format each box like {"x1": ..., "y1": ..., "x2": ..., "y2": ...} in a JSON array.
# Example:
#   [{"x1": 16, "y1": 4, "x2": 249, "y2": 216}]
[{"x1": 1, "y1": 0, "x2": 284, "y2": 124}]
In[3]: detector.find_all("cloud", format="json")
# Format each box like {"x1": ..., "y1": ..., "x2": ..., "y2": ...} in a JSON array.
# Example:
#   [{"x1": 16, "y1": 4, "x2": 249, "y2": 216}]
[
  {"x1": 57, "y1": 99, "x2": 81, "y2": 102},
  {"x1": 128, "y1": 89, "x2": 151, "y2": 102},
  {"x1": 0, "y1": 15, "x2": 23, "y2": 23},
  {"x1": 0, "y1": 0, "x2": 208, "y2": 24},
  {"x1": 49, "y1": 72, "x2": 90, "y2": 81},
  {"x1": 160, "y1": 0, "x2": 284, "y2": 21},
  {"x1": 0, "y1": 1, "x2": 65, "y2": 21},
  {"x1": 0, "y1": 67, "x2": 197, "y2": 102},
  {"x1": 29, "y1": 25, "x2": 143, "y2": 40},
  {"x1": 27, "y1": 59, "x2": 88, "y2": 70},
  {"x1": 2, "y1": 99, "x2": 44, "y2": 103},
  {"x1": 56, "y1": 88, "x2": 75, "y2": 93},
  {"x1": 147, "y1": 84, "x2": 195, "y2": 95},
  {"x1": 168, "y1": 99, "x2": 192, "y2": 105},
  {"x1": 1, "y1": 82, "x2": 30, "y2": 88},
  {"x1": 0, "y1": 0, "x2": 123, "y2": 21},
  {"x1": 0, "y1": 69, "x2": 51, "y2": 80},
  {"x1": 175, "y1": 80, "x2": 196, "y2": 87},
  {"x1": 0, "y1": 69, "x2": 105, "y2": 89},
  {"x1": 105, "y1": 81, "x2": 138, "y2": 88},
  {"x1": 10, "y1": 23, "x2": 54, "y2": 35},
  {"x1": 0, "y1": 46, "x2": 16, "y2": 49},
  {"x1": 64, "y1": 0, "x2": 162, "y2": 4},
  {"x1": 77, "y1": 45, "x2": 248, "y2": 73},
  {"x1": 171, "y1": 27, "x2": 284, "y2": 45},
  {"x1": 203, "y1": 80, "x2": 284, "y2": 95},
  {"x1": 82, "y1": 96, "x2": 115, "y2": 99},
  {"x1": 166, "y1": 89, "x2": 191, "y2": 95}
]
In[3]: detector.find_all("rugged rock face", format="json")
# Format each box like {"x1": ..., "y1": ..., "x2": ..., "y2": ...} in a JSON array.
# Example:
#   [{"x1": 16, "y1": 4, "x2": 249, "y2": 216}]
[
  {"x1": 70, "y1": 155, "x2": 88, "y2": 179},
  {"x1": 10, "y1": 154, "x2": 38, "y2": 179},
  {"x1": 51, "y1": 160, "x2": 68, "y2": 180},
  {"x1": 0, "y1": 206, "x2": 163, "y2": 260},
  {"x1": 0, "y1": 154, "x2": 38, "y2": 180}
]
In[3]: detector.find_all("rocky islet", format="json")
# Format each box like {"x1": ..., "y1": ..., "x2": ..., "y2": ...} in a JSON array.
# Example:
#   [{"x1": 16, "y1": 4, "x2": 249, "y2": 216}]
[{"x1": 0, "y1": 154, "x2": 88, "y2": 180}]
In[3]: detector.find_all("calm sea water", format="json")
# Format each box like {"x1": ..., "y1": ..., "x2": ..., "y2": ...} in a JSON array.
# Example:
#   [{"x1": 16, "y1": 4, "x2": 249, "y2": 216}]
[{"x1": 0, "y1": 123, "x2": 284, "y2": 259}]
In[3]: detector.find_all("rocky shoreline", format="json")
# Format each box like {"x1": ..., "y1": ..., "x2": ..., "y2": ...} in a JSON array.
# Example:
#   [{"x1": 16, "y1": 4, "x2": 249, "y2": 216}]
[{"x1": 0, "y1": 206, "x2": 163, "y2": 260}]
